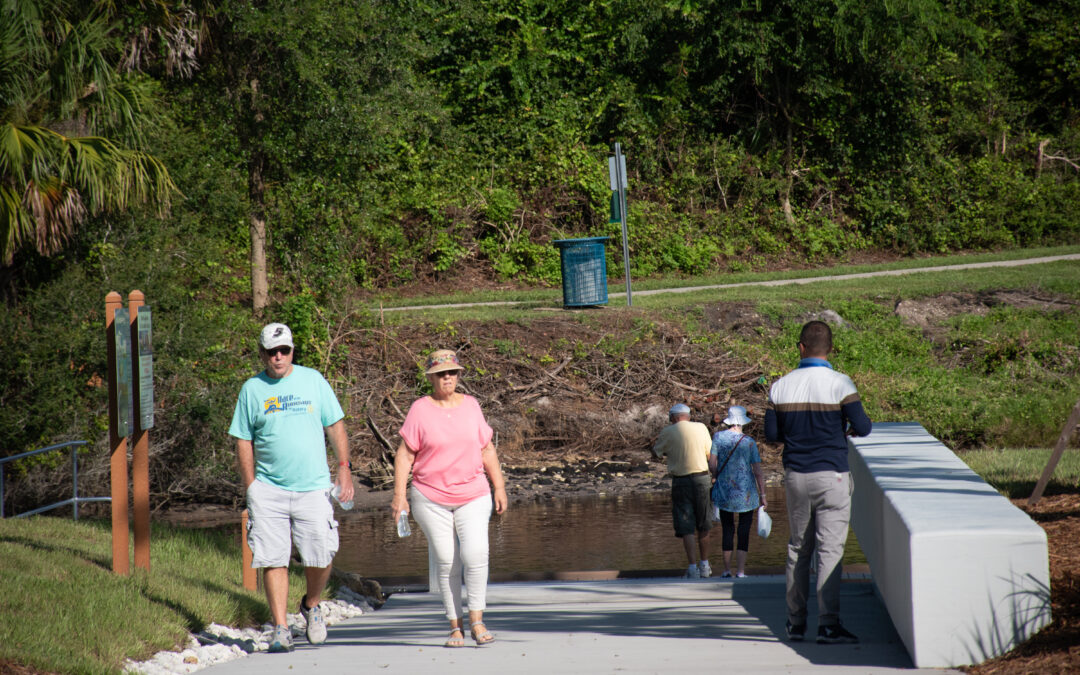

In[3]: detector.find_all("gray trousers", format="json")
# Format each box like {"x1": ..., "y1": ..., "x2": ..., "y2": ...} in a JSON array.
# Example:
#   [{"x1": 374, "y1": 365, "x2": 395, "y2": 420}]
[{"x1": 784, "y1": 469, "x2": 852, "y2": 627}]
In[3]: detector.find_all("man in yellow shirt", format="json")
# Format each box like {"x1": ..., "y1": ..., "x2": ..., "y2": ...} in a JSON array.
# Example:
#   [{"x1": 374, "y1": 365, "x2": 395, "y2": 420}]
[{"x1": 653, "y1": 403, "x2": 714, "y2": 578}]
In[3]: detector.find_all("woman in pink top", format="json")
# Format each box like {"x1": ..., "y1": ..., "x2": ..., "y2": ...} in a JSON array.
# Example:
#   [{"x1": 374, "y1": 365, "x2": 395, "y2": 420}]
[{"x1": 391, "y1": 349, "x2": 508, "y2": 648}]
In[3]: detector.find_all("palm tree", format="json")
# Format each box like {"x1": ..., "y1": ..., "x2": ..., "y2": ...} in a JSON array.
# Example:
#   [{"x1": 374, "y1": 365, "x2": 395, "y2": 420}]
[{"x1": 0, "y1": 0, "x2": 188, "y2": 265}]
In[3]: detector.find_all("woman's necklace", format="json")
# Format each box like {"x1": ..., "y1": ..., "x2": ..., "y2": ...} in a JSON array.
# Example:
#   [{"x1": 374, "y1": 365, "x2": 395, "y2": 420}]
[{"x1": 430, "y1": 392, "x2": 460, "y2": 413}]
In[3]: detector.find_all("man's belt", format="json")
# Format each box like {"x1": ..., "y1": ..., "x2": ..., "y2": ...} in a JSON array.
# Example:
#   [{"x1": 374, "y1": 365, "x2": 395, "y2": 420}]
[{"x1": 674, "y1": 470, "x2": 709, "y2": 478}]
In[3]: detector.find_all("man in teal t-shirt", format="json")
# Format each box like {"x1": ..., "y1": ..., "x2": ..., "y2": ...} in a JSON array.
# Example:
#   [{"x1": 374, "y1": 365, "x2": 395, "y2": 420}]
[{"x1": 228, "y1": 322, "x2": 353, "y2": 653}]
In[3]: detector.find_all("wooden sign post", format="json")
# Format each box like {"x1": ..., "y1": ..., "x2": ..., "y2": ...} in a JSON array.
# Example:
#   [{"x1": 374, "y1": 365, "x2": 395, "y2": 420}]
[
  {"x1": 129, "y1": 291, "x2": 152, "y2": 572},
  {"x1": 105, "y1": 291, "x2": 154, "y2": 574},
  {"x1": 105, "y1": 292, "x2": 129, "y2": 574},
  {"x1": 241, "y1": 509, "x2": 257, "y2": 591}
]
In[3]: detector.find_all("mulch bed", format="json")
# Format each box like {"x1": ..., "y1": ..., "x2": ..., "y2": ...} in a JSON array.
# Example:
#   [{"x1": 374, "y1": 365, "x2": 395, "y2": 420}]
[{"x1": 963, "y1": 492, "x2": 1080, "y2": 674}]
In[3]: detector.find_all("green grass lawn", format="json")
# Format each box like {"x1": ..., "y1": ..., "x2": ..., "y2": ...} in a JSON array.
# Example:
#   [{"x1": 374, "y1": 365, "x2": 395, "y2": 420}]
[
  {"x1": 369, "y1": 244, "x2": 1080, "y2": 309},
  {"x1": 957, "y1": 447, "x2": 1080, "y2": 499},
  {"x1": 0, "y1": 517, "x2": 306, "y2": 674}
]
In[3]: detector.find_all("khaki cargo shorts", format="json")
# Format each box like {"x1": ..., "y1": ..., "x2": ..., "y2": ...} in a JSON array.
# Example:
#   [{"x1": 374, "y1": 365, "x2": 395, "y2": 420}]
[{"x1": 246, "y1": 479, "x2": 338, "y2": 568}]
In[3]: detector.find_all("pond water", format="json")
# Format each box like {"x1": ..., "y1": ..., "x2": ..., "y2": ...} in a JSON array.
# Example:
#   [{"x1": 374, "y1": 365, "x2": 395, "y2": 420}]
[{"x1": 332, "y1": 486, "x2": 865, "y2": 582}]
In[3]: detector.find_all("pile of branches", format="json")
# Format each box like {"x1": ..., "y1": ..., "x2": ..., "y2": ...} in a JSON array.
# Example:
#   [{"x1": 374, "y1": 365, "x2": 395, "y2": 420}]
[
  {"x1": 0, "y1": 313, "x2": 771, "y2": 515},
  {"x1": 341, "y1": 315, "x2": 770, "y2": 489}
]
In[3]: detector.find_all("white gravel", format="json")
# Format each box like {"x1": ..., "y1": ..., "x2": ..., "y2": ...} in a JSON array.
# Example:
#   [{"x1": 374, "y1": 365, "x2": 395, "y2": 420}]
[{"x1": 123, "y1": 587, "x2": 373, "y2": 675}]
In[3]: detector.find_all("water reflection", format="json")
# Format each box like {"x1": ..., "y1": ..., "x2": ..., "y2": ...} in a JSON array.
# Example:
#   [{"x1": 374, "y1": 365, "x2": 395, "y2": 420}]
[{"x1": 334, "y1": 486, "x2": 865, "y2": 580}]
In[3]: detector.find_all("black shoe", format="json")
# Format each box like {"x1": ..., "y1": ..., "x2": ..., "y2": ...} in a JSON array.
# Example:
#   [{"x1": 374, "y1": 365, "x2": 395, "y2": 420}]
[
  {"x1": 786, "y1": 620, "x2": 807, "y2": 642},
  {"x1": 817, "y1": 622, "x2": 859, "y2": 644}
]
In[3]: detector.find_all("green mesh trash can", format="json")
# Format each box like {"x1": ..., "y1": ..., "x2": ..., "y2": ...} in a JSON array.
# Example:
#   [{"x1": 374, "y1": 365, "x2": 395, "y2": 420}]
[{"x1": 553, "y1": 237, "x2": 610, "y2": 307}]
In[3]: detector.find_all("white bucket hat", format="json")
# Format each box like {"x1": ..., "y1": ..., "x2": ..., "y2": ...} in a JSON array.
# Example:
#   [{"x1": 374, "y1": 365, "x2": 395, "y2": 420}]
[{"x1": 723, "y1": 405, "x2": 751, "y2": 426}]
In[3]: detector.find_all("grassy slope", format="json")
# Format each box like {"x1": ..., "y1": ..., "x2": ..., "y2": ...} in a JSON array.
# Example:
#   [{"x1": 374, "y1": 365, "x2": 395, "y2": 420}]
[
  {"x1": 370, "y1": 247, "x2": 1080, "y2": 453},
  {"x1": 0, "y1": 518, "x2": 302, "y2": 674}
]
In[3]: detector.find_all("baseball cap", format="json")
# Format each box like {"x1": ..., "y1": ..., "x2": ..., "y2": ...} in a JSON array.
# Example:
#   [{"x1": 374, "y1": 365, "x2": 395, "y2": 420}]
[
  {"x1": 669, "y1": 403, "x2": 691, "y2": 415},
  {"x1": 259, "y1": 323, "x2": 294, "y2": 350}
]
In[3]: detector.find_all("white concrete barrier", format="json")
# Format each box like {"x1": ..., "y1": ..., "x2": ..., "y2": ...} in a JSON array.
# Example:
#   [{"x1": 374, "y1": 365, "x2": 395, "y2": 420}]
[{"x1": 849, "y1": 422, "x2": 1051, "y2": 668}]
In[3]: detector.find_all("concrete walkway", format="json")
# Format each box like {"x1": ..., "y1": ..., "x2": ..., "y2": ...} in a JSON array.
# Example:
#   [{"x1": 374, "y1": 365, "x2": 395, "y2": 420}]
[{"x1": 203, "y1": 576, "x2": 960, "y2": 674}]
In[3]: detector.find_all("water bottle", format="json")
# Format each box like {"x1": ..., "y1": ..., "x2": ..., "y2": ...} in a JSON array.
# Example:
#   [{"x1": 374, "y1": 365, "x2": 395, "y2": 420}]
[
  {"x1": 330, "y1": 484, "x2": 353, "y2": 511},
  {"x1": 396, "y1": 511, "x2": 411, "y2": 538}
]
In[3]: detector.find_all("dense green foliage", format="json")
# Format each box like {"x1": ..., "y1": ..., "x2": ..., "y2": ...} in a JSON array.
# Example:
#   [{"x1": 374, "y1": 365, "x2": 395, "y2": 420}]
[
  {"x1": 2, "y1": 0, "x2": 1079, "y2": 506},
  {"x1": 127, "y1": 0, "x2": 1080, "y2": 297}
]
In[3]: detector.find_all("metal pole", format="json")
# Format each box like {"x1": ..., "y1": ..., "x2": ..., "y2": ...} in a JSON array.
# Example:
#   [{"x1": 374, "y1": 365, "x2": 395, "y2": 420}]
[
  {"x1": 614, "y1": 143, "x2": 632, "y2": 306},
  {"x1": 72, "y1": 446, "x2": 79, "y2": 521}
]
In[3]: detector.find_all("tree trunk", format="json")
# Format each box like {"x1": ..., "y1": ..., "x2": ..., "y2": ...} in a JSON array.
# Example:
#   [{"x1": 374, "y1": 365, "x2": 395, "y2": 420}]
[
  {"x1": 249, "y1": 151, "x2": 268, "y2": 314},
  {"x1": 781, "y1": 119, "x2": 795, "y2": 226}
]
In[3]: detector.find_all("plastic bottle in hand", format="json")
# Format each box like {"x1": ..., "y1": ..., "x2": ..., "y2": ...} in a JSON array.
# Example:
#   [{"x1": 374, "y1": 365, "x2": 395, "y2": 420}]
[
  {"x1": 397, "y1": 511, "x2": 411, "y2": 537},
  {"x1": 330, "y1": 484, "x2": 353, "y2": 510}
]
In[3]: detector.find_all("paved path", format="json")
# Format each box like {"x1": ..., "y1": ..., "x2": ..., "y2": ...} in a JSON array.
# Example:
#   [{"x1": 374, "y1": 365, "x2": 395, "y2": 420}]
[
  {"x1": 377, "y1": 252, "x2": 1080, "y2": 312},
  {"x1": 204, "y1": 576, "x2": 960, "y2": 674}
]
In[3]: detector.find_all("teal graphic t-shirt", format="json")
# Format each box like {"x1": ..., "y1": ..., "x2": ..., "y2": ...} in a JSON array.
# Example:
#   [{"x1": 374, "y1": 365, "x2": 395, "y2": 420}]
[{"x1": 228, "y1": 364, "x2": 344, "y2": 491}]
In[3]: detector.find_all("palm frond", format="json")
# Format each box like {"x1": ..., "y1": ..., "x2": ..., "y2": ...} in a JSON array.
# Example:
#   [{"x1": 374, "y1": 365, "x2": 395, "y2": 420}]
[
  {"x1": 0, "y1": 122, "x2": 51, "y2": 183},
  {"x1": 0, "y1": 122, "x2": 175, "y2": 262},
  {"x1": 24, "y1": 175, "x2": 84, "y2": 256},
  {"x1": 0, "y1": 184, "x2": 34, "y2": 265},
  {"x1": 48, "y1": 12, "x2": 116, "y2": 121},
  {"x1": 0, "y1": 0, "x2": 180, "y2": 265}
]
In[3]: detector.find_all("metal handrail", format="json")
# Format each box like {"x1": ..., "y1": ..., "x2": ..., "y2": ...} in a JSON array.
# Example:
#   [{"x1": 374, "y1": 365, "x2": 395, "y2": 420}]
[{"x1": 0, "y1": 441, "x2": 110, "y2": 519}]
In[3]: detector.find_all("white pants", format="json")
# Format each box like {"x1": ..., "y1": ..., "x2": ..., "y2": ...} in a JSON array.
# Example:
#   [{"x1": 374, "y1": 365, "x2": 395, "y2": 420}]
[{"x1": 409, "y1": 487, "x2": 492, "y2": 620}]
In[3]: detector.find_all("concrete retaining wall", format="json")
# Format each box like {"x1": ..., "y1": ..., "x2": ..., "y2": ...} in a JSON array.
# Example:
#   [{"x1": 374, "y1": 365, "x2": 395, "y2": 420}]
[{"x1": 849, "y1": 422, "x2": 1051, "y2": 668}]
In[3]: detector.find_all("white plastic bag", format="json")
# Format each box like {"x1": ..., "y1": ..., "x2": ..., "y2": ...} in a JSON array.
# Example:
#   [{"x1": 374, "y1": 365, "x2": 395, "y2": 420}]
[
  {"x1": 709, "y1": 504, "x2": 721, "y2": 522},
  {"x1": 756, "y1": 506, "x2": 772, "y2": 539}
]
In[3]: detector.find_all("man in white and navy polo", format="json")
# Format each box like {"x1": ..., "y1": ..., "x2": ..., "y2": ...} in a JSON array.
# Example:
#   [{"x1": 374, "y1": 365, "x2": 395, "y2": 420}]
[{"x1": 765, "y1": 320, "x2": 872, "y2": 645}]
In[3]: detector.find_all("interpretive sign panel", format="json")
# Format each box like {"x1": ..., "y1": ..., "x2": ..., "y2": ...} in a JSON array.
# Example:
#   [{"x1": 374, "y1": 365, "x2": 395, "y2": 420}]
[
  {"x1": 114, "y1": 308, "x2": 133, "y2": 437},
  {"x1": 136, "y1": 308, "x2": 154, "y2": 429},
  {"x1": 608, "y1": 154, "x2": 627, "y2": 190}
]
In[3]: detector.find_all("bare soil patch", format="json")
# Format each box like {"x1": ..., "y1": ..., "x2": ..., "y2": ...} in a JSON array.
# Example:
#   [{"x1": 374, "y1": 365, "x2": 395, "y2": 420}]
[{"x1": 894, "y1": 290, "x2": 1074, "y2": 330}]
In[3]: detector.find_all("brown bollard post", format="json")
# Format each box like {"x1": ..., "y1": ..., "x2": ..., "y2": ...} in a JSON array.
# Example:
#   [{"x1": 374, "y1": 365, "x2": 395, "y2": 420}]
[
  {"x1": 241, "y1": 509, "x2": 257, "y2": 591},
  {"x1": 129, "y1": 291, "x2": 150, "y2": 572},
  {"x1": 105, "y1": 292, "x2": 130, "y2": 575}
]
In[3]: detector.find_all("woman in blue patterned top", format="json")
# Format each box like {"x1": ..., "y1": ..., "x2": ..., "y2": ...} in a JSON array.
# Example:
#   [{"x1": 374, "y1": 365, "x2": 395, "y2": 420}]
[{"x1": 709, "y1": 405, "x2": 767, "y2": 578}]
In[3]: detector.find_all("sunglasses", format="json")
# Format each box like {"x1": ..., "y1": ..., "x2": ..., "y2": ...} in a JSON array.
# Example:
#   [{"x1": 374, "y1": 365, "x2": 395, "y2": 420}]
[{"x1": 265, "y1": 346, "x2": 292, "y2": 357}]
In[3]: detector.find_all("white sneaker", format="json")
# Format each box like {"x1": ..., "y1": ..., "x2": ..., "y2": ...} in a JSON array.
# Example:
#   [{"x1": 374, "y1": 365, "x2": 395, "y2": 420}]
[
  {"x1": 299, "y1": 596, "x2": 327, "y2": 645},
  {"x1": 698, "y1": 560, "x2": 712, "y2": 578},
  {"x1": 684, "y1": 564, "x2": 701, "y2": 579},
  {"x1": 268, "y1": 625, "x2": 294, "y2": 653}
]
